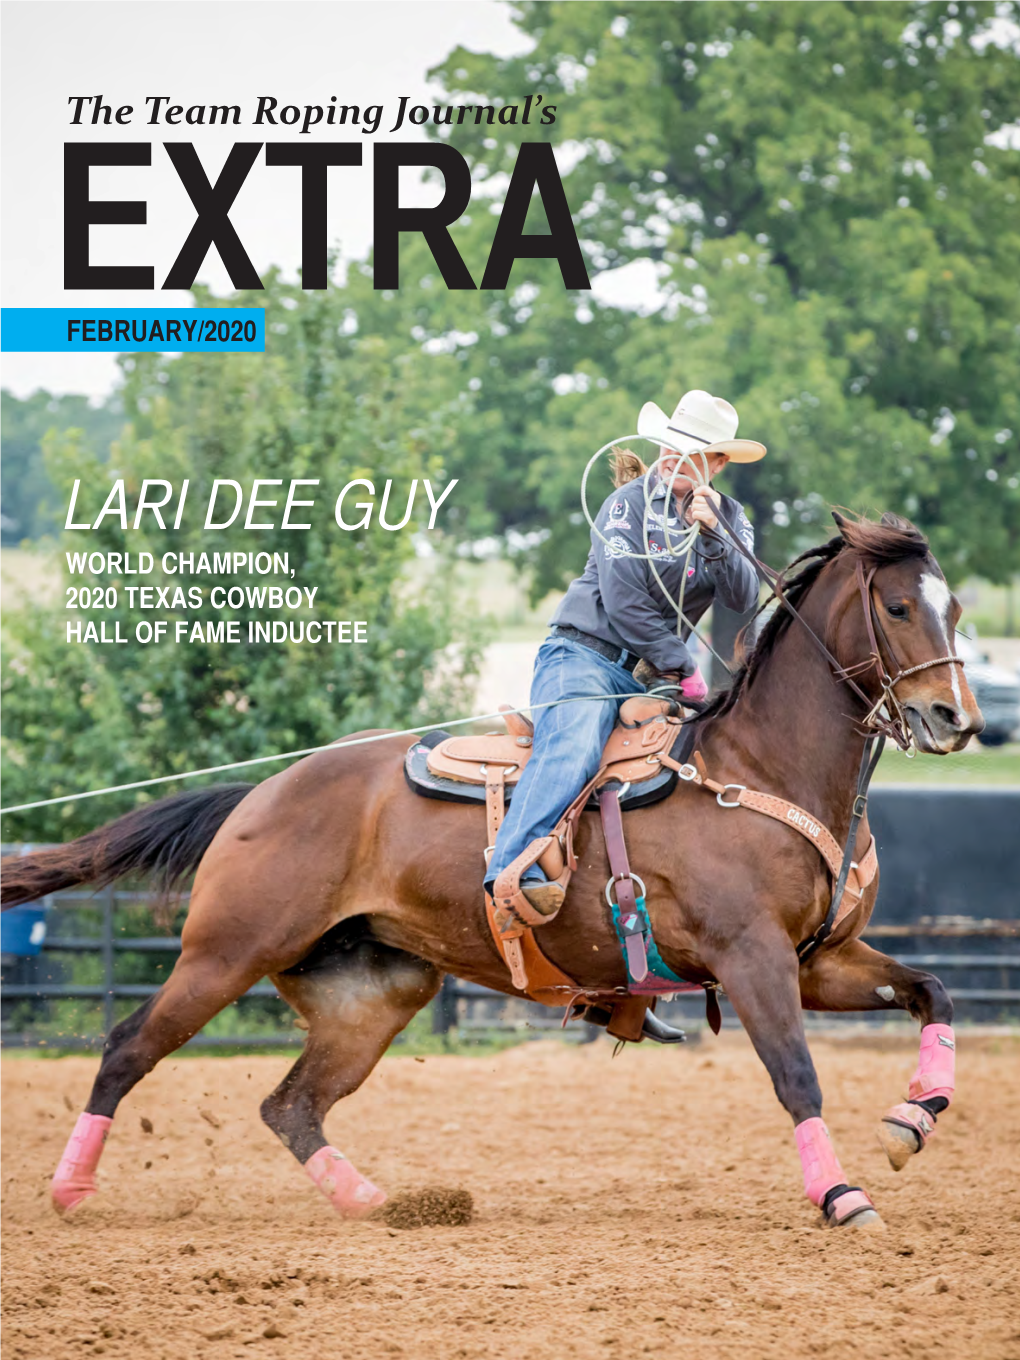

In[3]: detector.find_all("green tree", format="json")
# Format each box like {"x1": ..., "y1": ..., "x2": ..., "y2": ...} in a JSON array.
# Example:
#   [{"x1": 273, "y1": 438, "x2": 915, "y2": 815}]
[
  {"x1": 427, "y1": 0, "x2": 1020, "y2": 591},
  {"x1": 1, "y1": 390, "x2": 123, "y2": 544},
  {"x1": 332, "y1": 236, "x2": 615, "y2": 546},
  {"x1": 1, "y1": 274, "x2": 484, "y2": 842}
]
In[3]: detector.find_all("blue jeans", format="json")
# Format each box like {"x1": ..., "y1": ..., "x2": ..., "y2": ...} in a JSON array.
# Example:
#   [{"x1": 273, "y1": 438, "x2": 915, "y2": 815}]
[{"x1": 485, "y1": 638, "x2": 642, "y2": 888}]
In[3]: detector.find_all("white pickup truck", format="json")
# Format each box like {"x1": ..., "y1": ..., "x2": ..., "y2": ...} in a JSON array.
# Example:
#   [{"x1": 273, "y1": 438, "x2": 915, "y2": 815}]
[{"x1": 956, "y1": 635, "x2": 1020, "y2": 747}]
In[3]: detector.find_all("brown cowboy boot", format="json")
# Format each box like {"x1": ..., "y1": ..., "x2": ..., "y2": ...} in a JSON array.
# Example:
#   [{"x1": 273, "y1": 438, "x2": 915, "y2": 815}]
[{"x1": 520, "y1": 881, "x2": 565, "y2": 915}]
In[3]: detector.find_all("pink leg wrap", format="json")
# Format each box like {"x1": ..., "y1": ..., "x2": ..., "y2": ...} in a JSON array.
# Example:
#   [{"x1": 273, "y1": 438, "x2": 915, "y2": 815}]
[
  {"x1": 878, "y1": 1026, "x2": 955, "y2": 1170},
  {"x1": 795, "y1": 1117, "x2": 847, "y2": 1207},
  {"x1": 51, "y1": 1113, "x2": 113, "y2": 1214},
  {"x1": 908, "y1": 1023, "x2": 955, "y2": 1103},
  {"x1": 303, "y1": 1146, "x2": 386, "y2": 1219}
]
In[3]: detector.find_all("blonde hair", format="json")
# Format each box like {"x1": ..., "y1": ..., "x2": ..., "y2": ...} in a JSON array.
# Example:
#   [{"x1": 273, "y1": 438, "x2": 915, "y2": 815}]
[{"x1": 609, "y1": 446, "x2": 648, "y2": 488}]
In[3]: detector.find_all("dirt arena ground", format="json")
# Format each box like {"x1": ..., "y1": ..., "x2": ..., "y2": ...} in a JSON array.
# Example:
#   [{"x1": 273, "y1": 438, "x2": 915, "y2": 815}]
[{"x1": 2, "y1": 1032, "x2": 1019, "y2": 1360}]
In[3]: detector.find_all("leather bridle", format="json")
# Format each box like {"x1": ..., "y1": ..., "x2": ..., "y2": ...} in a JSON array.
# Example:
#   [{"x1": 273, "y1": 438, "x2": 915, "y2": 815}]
[
  {"x1": 847, "y1": 558, "x2": 965, "y2": 752},
  {"x1": 698, "y1": 499, "x2": 965, "y2": 754}
]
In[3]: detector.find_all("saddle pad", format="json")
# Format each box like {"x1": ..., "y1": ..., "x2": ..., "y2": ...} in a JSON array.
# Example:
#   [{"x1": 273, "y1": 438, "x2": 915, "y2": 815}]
[{"x1": 404, "y1": 722, "x2": 696, "y2": 814}]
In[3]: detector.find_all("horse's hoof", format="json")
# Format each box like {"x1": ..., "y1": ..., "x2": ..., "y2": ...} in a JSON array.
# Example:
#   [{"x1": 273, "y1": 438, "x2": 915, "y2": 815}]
[
  {"x1": 878, "y1": 1102, "x2": 935, "y2": 1171},
  {"x1": 878, "y1": 1120, "x2": 920, "y2": 1170},
  {"x1": 824, "y1": 1187, "x2": 883, "y2": 1230},
  {"x1": 844, "y1": 1208, "x2": 885, "y2": 1231},
  {"x1": 331, "y1": 1170, "x2": 387, "y2": 1220},
  {"x1": 51, "y1": 1176, "x2": 98, "y2": 1215}
]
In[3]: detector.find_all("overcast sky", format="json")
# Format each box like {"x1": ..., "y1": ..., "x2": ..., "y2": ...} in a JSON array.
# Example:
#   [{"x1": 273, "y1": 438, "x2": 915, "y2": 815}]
[{"x1": 0, "y1": 0, "x2": 537, "y2": 398}]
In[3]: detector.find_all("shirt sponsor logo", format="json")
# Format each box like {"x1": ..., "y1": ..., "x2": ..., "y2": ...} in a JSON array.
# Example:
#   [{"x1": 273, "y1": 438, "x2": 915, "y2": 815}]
[
  {"x1": 604, "y1": 498, "x2": 631, "y2": 530},
  {"x1": 604, "y1": 534, "x2": 633, "y2": 559},
  {"x1": 646, "y1": 508, "x2": 678, "y2": 528},
  {"x1": 645, "y1": 539, "x2": 694, "y2": 574}
]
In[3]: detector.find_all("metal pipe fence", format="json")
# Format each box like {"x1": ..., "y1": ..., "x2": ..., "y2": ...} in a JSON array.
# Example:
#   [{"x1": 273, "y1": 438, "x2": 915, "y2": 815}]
[
  {"x1": 0, "y1": 882, "x2": 308, "y2": 1051},
  {"x1": 2, "y1": 875, "x2": 1017, "y2": 1051},
  {"x1": 1, "y1": 875, "x2": 611, "y2": 1049}
]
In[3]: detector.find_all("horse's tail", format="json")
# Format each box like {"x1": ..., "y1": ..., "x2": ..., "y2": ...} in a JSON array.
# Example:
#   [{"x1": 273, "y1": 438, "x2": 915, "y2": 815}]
[{"x1": 0, "y1": 784, "x2": 255, "y2": 911}]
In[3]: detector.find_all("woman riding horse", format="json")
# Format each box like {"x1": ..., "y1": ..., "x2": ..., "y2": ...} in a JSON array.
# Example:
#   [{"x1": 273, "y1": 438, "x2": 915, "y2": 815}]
[
  {"x1": 2, "y1": 503, "x2": 982, "y2": 1230},
  {"x1": 485, "y1": 387, "x2": 767, "y2": 920}
]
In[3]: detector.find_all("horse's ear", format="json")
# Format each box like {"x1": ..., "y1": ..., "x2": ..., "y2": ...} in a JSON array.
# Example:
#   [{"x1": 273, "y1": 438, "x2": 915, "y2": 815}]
[
  {"x1": 831, "y1": 510, "x2": 850, "y2": 536},
  {"x1": 880, "y1": 511, "x2": 908, "y2": 529}
]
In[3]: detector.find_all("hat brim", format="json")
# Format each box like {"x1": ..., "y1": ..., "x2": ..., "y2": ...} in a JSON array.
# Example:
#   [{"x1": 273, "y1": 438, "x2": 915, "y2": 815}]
[
  {"x1": 636, "y1": 402, "x2": 766, "y2": 462},
  {"x1": 703, "y1": 438, "x2": 767, "y2": 463}
]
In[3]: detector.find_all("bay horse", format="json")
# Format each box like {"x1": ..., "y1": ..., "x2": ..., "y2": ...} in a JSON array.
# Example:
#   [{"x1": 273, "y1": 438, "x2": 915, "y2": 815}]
[{"x1": 2, "y1": 514, "x2": 983, "y2": 1229}]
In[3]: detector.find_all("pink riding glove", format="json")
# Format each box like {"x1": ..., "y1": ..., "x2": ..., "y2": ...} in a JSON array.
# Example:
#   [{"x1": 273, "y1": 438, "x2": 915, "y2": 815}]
[{"x1": 679, "y1": 667, "x2": 709, "y2": 701}]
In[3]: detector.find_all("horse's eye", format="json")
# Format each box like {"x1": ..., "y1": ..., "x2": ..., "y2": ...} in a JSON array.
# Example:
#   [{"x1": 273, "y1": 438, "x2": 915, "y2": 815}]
[{"x1": 886, "y1": 602, "x2": 909, "y2": 620}]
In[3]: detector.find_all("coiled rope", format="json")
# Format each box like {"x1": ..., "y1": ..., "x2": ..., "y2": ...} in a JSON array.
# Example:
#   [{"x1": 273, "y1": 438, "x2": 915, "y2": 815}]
[{"x1": 580, "y1": 433, "x2": 741, "y2": 675}]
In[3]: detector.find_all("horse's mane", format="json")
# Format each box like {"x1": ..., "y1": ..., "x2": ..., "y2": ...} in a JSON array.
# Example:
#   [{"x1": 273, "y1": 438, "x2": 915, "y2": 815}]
[{"x1": 697, "y1": 512, "x2": 931, "y2": 726}]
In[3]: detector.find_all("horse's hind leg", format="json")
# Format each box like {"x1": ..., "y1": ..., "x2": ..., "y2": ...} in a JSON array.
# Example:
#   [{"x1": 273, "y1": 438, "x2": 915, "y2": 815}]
[
  {"x1": 52, "y1": 951, "x2": 267, "y2": 1213},
  {"x1": 261, "y1": 926, "x2": 441, "y2": 1219},
  {"x1": 799, "y1": 937, "x2": 955, "y2": 1172},
  {"x1": 710, "y1": 931, "x2": 882, "y2": 1229}
]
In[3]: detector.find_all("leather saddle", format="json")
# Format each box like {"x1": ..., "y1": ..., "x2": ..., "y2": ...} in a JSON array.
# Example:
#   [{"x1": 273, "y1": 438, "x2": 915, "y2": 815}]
[
  {"x1": 404, "y1": 696, "x2": 701, "y2": 1042},
  {"x1": 405, "y1": 697, "x2": 694, "y2": 813}
]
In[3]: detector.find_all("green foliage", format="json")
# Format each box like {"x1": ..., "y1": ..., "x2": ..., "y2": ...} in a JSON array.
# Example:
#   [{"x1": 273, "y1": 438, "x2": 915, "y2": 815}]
[
  {"x1": 874, "y1": 740, "x2": 1020, "y2": 785},
  {"x1": 1, "y1": 274, "x2": 484, "y2": 841},
  {"x1": 391, "y1": 1003, "x2": 547, "y2": 1056},
  {"x1": 333, "y1": 241, "x2": 611, "y2": 545},
  {"x1": 3, "y1": 4, "x2": 1019, "y2": 832},
  {"x1": 1, "y1": 391, "x2": 122, "y2": 544},
  {"x1": 427, "y1": 0, "x2": 1020, "y2": 590}
]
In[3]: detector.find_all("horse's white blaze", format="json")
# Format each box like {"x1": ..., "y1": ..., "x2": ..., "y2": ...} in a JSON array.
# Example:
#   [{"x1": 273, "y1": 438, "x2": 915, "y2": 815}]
[{"x1": 919, "y1": 572, "x2": 964, "y2": 709}]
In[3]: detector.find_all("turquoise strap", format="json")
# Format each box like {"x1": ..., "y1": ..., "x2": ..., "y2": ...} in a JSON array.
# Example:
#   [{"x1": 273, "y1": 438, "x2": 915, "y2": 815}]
[{"x1": 609, "y1": 895, "x2": 685, "y2": 990}]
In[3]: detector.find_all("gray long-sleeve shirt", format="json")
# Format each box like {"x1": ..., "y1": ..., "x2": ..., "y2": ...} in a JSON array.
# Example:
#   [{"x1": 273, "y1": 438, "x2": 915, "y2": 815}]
[{"x1": 550, "y1": 475, "x2": 759, "y2": 676}]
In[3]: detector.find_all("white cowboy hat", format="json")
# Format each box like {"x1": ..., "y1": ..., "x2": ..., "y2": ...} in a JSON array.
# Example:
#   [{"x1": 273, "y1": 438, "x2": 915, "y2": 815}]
[{"x1": 637, "y1": 389, "x2": 767, "y2": 463}]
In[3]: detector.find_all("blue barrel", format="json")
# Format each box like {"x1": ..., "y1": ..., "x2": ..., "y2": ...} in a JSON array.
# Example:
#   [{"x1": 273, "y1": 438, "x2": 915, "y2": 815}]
[{"x1": 0, "y1": 904, "x2": 48, "y2": 956}]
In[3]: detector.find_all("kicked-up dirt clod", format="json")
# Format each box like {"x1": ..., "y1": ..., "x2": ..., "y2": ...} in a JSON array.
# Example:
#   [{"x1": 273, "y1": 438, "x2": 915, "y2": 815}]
[{"x1": 379, "y1": 1185, "x2": 474, "y2": 1229}]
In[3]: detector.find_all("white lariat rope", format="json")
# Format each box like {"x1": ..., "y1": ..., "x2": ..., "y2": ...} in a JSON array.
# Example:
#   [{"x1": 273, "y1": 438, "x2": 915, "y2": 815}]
[{"x1": 0, "y1": 689, "x2": 683, "y2": 816}]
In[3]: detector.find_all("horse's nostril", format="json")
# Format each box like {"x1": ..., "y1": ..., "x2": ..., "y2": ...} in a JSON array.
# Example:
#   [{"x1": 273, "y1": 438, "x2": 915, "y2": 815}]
[{"x1": 930, "y1": 702, "x2": 963, "y2": 730}]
